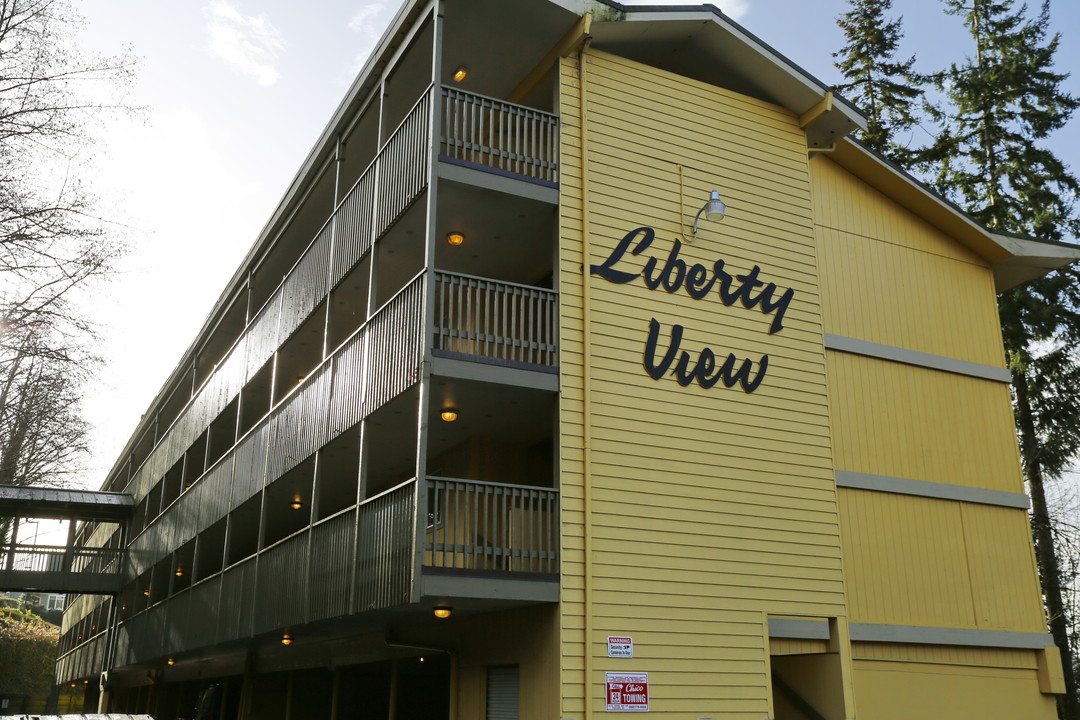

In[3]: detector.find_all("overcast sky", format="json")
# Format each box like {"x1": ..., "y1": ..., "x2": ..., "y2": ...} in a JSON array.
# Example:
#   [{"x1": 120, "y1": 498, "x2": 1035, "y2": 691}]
[{"x1": 67, "y1": 0, "x2": 1080, "y2": 492}]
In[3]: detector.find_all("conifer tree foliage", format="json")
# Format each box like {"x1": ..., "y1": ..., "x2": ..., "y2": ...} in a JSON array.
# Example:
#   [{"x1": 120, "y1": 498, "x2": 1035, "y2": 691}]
[
  {"x1": 922, "y1": 1, "x2": 1080, "y2": 716},
  {"x1": 833, "y1": 0, "x2": 923, "y2": 159}
]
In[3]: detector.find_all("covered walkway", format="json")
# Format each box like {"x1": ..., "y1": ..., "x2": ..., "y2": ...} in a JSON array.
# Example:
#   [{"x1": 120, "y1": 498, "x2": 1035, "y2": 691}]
[{"x1": 0, "y1": 485, "x2": 133, "y2": 595}]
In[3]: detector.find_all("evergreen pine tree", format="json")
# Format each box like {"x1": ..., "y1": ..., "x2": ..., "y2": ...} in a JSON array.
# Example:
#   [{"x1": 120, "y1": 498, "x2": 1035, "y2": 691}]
[
  {"x1": 924, "y1": 1, "x2": 1080, "y2": 716},
  {"x1": 833, "y1": 0, "x2": 923, "y2": 159}
]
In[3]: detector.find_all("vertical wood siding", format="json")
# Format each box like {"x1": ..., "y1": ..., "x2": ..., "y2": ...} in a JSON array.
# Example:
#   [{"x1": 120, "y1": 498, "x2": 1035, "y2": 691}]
[
  {"x1": 828, "y1": 351, "x2": 1022, "y2": 492},
  {"x1": 812, "y1": 148, "x2": 1048, "y2": 692},
  {"x1": 559, "y1": 50, "x2": 844, "y2": 719},
  {"x1": 813, "y1": 157, "x2": 1045, "y2": 647}
]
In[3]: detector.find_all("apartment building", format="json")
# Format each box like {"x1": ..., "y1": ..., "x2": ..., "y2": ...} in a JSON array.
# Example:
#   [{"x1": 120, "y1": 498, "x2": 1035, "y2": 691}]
[{"x1": 57, "y1": 1, "x2": 1079, "y2": 719}]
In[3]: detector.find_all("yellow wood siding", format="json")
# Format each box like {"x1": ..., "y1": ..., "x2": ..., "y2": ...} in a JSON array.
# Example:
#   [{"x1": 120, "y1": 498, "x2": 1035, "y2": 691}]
[
  {"x1": 559, "y1": 49, "x2": 844, "y2": 719},
  {"x1": 838, "y1": 488, "x2": 1045, "y2": 631},
  {"x1": 852, "y1": 660, "x2": 1056, "y2": 720},
  {"x1": 812, "y1": 156, "x2": 1003, "y2": 365},
  {"x1": 828, "y1": 351, "x2": 1023, "y2": 493}
]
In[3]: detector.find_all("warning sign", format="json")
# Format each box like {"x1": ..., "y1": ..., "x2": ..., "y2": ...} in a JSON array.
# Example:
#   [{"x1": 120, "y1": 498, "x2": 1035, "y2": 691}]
[
  {"x1": 605, "y1": 672, "x2": 649, "y2": 712},
  {"x1": 607, "y1": 636, "x2": 633, "y2": 658}
]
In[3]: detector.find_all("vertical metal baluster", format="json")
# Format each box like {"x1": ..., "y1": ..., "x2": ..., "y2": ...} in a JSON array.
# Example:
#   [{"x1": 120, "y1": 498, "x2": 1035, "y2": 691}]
[{"x1": 485, "y1": 280, "x2": 493, "y2": 358}]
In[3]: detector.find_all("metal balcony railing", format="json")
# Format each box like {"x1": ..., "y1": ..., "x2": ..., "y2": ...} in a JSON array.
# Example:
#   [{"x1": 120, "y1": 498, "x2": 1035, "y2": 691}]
[
  {"x1": 441, "y1": 87, "x2": 559, "y2": 183},
  {"x1": 434, "y1": 271, "x2": 558, "y2": 368},
  {"x1": 425, "y1": 477, "x2": 559, "y2": 574}
]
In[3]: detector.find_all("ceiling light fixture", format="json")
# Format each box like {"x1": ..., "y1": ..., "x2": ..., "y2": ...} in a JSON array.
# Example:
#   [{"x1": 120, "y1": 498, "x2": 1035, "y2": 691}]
[
  {"x1": 433, "y1": 605, "x2": 453, "y2": 619},
  {"x1": 281, "y1": 633, "x2": 293, "y2": 646},
  {"x1": 440, "y1": 408, "x2": 459, "y2": 423},
  {"x1": 692, "y1": 190, "x2": 727, "y2": 235},
  {"x1": 452, "y1": 66, "x2": 468, "y2": 82},
  {"x1": 167, "y1": 658, "x2": 176, "y2": 666},
  {"x1": 290, "y1": 497, "x2": 303, "y2": 510},
  {"x1": 446, "y1": 232, "x2": 465, "y2": 246},
  {"x1": 175, "y1": 568, "x2": 183, "y2": 577}
]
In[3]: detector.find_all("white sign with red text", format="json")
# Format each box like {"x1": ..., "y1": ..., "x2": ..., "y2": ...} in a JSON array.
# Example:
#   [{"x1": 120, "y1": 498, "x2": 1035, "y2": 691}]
[
  {"x1": 607, "y1": 636, "x2": 633, "y2": 658},
  {"x1": 605, "y1": 672, "x2": 649, "y2": 712}
]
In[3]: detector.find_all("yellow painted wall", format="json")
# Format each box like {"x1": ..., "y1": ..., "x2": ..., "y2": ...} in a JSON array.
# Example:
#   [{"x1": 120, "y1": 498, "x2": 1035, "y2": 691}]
[
  {"x1": 852, "y1": 659, "x2": 1056, "y2": 720},
  {"x1": 838, "y1": 489, "x2": 1045, "y2": 631},
  {"x1": 559, "y1": 49, "x2": 844, "y2": 719},
  {"x1": 810, "y1": 154, "x2": 1051, "y2": 713},
  {"x1": 812, "y1": 157, "x2": 1001, "y2": 365},
  {"x1": 828, "y1": 351, "x2": 1022, "y2": 492},
  {"x1": 452, "y1": 606, "x2": 559, "y2": 720}
]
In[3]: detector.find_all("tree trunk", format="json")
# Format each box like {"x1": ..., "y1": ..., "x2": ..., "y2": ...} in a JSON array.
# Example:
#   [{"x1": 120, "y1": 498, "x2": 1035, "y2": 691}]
[{"x1": 1014, "y1": 368, "x2": 1080, "y2": 719}]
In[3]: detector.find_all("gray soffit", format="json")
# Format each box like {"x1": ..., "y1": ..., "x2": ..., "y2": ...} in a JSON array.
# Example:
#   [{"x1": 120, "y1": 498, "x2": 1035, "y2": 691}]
[{"x1": 0, "y1": 484, "x2": 134, "y2": 522}]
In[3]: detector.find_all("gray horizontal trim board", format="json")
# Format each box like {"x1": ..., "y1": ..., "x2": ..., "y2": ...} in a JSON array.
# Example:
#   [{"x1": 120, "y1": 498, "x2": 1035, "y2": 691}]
[
  {"x1": 437, "y1": 157, "x2": 559, "y2": 204},
  {"x1": 421, "y1": 571, "x2": 559, "y2": 602},
  {"x1": 836, "y1": 470, "x2": 1030, "y2": 509},
  {"x1": 0, "y1": 569, "x2": 122, "y2": 595},
  {"x1": 431, "y1": 354, "x2": 559, "y2": 391},
  {"x1": 769, "y1": 618, "x2": 1052, "y2": 650},
  {"x1": 824, "y1": 333, "x2": 1011, "y2": 383}
]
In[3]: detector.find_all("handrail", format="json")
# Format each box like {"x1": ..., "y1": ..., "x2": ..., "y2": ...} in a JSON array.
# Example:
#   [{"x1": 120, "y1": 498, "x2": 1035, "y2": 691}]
[
  {"x1": 130, "y1": 271, "x2": 427, "y2": 548},
  {"x1": 434, "y1": 269, "x2": 556, "y2": 295},
  {"x1": 360, "y1": 477, "x2": 417, "y2": 506},
  {"x1": 440, "y1": 86, "x2": 559, "y2": 182},
  {"x1": 425, "y1": 476, "x2": 559, "y2": 574},
  {"x1": 439, "y1": 85, "x2": 558, "y2": 122},
  {"x1": 434, "y1": 271, "x2": 558, "y2": 367}
]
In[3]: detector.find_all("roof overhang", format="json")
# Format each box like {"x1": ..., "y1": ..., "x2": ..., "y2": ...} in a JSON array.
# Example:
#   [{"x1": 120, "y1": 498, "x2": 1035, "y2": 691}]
[
  {"x1": 0, "y1": 484, "x2": 134, "y2": 522},
  {"x1": 827, "y1": 138, "x2": 1080, "y2": 292}
]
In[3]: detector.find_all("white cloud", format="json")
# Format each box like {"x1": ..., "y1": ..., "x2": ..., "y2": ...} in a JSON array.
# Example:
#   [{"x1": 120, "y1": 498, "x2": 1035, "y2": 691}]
[
  {"x1": 203, "y1": 0, "x2": 285, "y2": 86},
  {"x1": 622, "y1": 0, "x2": 749, "y2": 21},
  {"x1": 347, "y1": 1, "x2": 396, "y2": 75}
]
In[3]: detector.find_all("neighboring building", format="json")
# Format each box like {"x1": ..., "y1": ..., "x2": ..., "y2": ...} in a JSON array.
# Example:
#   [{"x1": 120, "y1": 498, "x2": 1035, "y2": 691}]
[{"x1": 57, "y1": 1, "x2": 1080, "y2": 719}]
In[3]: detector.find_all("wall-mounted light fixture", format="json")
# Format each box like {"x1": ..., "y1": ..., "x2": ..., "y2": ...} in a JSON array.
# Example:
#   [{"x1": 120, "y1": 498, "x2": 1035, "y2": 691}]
[
  {"x1": 452, "y1": 66, "x2": 468, "y2": 82},
  {"x1": 167, "y1": 658, "x2": 176, "y2": 666},
  {"x1": 281, "y1": 633, "x2": 293, "y2": 646},
  {"x1": 440, "y1": 408, "x2": 459, "y2": 423},
  {"x1": 433, "y1": 605, "x2": 453, "y2": 619},
  {"x1": 142, "y1": 590, "x2": 150, "y2": 597},
  {"x1": 692, "y1": 190, "x2": 727, "y2": 235},
  {"x1": 446, "y1": 231, "x2": 465, "y2": 246},
  {"x1": 175, "y1": 568, "x2": 183, "y2": 577},
  {"x1": 290, "y1": 497, "x2": 303, "y2": 510}
]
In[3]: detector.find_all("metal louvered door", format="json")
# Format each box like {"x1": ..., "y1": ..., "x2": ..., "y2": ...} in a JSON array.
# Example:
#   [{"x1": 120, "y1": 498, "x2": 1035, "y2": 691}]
[{"x1": 486, "y1": 665, "x2": 520, "y2": 720}]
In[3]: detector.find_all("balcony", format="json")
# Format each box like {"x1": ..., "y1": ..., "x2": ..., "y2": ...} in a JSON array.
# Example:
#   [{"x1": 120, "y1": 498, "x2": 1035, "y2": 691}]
[
  {"x1": 434, "y1": 271, "x2": 558, "y2": 371},
  {"x1": 440, "y1": 87, "x2": 559, "y2": 185},
  {"x1": 426, "y1": 476, "x2": 558, "y2": 574},
  {"x1": 99, "y1": 475, "x2": 556, "y2": 670}
]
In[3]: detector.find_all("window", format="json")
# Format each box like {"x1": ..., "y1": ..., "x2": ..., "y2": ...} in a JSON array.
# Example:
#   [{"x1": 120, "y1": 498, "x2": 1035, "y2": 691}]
[{"x1": 486, "y1": 665, "x2": 519, "y2": 720}]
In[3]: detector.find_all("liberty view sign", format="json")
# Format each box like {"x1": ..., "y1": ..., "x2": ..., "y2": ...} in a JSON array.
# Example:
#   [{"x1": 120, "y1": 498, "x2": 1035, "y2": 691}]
[{"x1": 590, "y1": 226, "x2": 796, "y2": 393}]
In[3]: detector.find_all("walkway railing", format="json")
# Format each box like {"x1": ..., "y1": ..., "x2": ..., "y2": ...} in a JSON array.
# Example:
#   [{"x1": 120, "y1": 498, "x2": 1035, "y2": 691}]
[
  {"x1": 440, "y1": 87, "x2": 559, "y2": 183},
  {"x1": 425, "y1": 477, "x2": 558, "y2": 574},
  {"x1": 434, "y1": 271, "x2": 558, "y2": 367},
  {"x1": 357, "y1": 479, "x2": 416, "y2": 609},
  {"x1": 0, "y1": 543, "x2": 124, "y2": 594}
]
